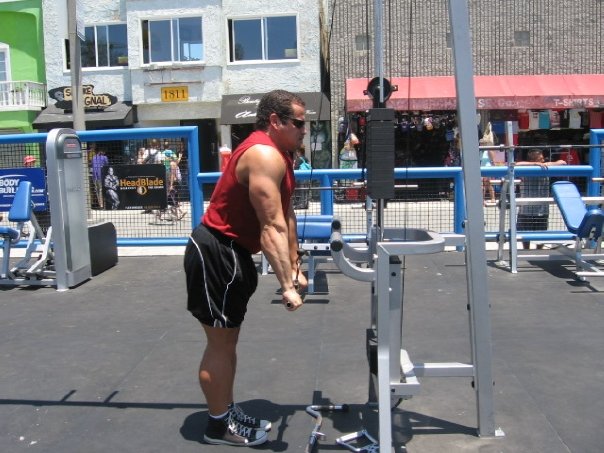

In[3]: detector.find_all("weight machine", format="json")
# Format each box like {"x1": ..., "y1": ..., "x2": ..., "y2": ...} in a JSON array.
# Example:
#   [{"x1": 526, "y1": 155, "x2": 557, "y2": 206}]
[
  {"x1": 325, "y1": 1, "x2": 501, "y2": 450},
  {"x1": 0, "y1": 129, "x2": 92, "y2": 290}
]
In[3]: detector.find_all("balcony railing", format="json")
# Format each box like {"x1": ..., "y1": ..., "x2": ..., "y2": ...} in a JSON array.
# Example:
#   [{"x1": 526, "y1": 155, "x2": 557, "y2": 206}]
[{"x1": 0, "y1": 81, "x2": 47, "y2": 111}]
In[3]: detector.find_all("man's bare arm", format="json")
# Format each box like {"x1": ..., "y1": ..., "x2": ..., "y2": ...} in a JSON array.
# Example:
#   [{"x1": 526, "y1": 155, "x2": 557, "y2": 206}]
[{"x1": 240, "y1": 145, "x2": 302, "y2": 309}]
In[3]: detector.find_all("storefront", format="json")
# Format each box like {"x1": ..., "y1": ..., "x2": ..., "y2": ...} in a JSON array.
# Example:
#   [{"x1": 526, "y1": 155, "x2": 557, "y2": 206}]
[
  {"x1": 32, "y1": 86, "x2": 138, "y2": 166},
  {"x1": 220, "y1": 91, "x2": 332, "y2": 168},
  {"x1": 32, "y1": 101, "x2": 136, "y2": 131},
  {"x1": 344, "y1": 74, "x2": 604, "y2": 167}
]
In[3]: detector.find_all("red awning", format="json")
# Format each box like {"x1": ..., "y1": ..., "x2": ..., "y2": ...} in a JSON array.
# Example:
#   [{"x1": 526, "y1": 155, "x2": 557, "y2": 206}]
[{"x1": 345, "y1": 74, "x2": 604, "y2": 111}]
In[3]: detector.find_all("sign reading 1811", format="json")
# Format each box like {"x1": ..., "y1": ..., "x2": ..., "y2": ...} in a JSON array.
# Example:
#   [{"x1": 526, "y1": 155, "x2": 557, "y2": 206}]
[{"x1": 161, "y1": 86, "x2": 189, "y2": 102}]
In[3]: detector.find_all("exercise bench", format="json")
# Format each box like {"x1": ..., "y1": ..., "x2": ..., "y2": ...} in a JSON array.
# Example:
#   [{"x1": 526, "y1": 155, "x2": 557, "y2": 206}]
[
  {"x1": 0, "y1": 180, "x2": 55, "y2": 286},
  {"x1": 261, "y1": 215, "x2": 361, "y2": 294},
  {"x1": 551, "y1": 181, "x2": 604, "y2": 281}
]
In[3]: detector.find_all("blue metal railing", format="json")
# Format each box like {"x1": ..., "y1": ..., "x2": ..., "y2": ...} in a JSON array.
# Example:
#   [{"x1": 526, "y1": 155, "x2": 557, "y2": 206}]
[
  {"x1": 195, "y1": 129, "x2": 604, "y2": 240},
  {"x1": 2, "y1": 128, "x2": 603, "y2": 246},
  {"x1": 1, "y1": 126, "x2": 199, "y2": 247}
]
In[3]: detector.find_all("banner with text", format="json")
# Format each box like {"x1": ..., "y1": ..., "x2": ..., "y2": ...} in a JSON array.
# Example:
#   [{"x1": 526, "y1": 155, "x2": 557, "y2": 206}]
[
  {"x1": 0, "y1": 168, "x2": 47, "y2": 212},
  {"x1": 102, "y1": 164, "x2": 167, "y2": 210}
]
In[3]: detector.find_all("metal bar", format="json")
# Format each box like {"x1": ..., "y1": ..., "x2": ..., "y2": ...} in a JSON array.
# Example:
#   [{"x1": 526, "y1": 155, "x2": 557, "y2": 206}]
[
  {"x1": 478, "y1": 144, "x2": 604, "y2": 150},
  {"x1": 293, "y1": 184, "x2": 419, "y2": 192},
  {"x1": 67, "y1": 0, "x2": 85, "y2": 132},
  {"x1": 414, "y1": 362, "x2": 475, "y2": 377},
  {"x1": 374, "y1": 0, "x2": 384, "y2": 105},
  {"x1": 449, "y1": 0, "x2": 498, "y2": 438},
  {"x1": 375, "y1": 245, "x2": 392, "y2": 451},
  {"x1": 588, "y1": 130, "x2": 604, "y2": 197},
  {"x1": 514, "y1": 197, "x2": 604, "y2": 205},
  {"x1": 496, "y1": 180, "x2": 509, "y2": 262}
]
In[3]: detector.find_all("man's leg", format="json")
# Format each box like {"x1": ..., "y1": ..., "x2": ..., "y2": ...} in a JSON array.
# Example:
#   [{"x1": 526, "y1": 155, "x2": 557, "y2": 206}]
[{"x1": 200, "y1": 324, "x2": 240, "y2": 416}]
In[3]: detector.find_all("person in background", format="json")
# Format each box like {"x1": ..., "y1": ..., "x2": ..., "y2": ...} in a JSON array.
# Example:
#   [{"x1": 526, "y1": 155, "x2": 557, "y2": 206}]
[
  {"x1": 144, "y1": 138, "x2": 160, "y2": 164},
  {"x1": 515, "y1": 148, "x2": 567, "y2": 250},
  {"x1": 293, "y1": 144, "x2": 309, "y2": 170},
  {"x1": 167, "y1": 160, "x2": 185, "y2": 220},
  {"x1": 479, "y1": 123, "x2": 497, "y2": 206},
  {"x1": 23, "y1": 155, "x2": 37, "y2": 168},
  {"x1": 183, "y1": 90, "x2": 307, "y2": 446},
  {"x1": 162, "y1": 140, "x2": 181, "y2": 175},
  {"x1": 293, "y1": 145, "x2": 311, "y2": 209},
  {"x1": 339, "y1": 139, "x2": 358, "y2": 169},
  {"x1": 141, "y1": 139, "x2": 161, "y2": 214},
  {"x1": 87, "y1": 142, "x2": 97, "y2": 163},
  {"x1": 136, "y1": 147, "x2": 147, "y2": 164},
  {"x1": 91, "y1": 147, "x2": 109, "y2": 209}
]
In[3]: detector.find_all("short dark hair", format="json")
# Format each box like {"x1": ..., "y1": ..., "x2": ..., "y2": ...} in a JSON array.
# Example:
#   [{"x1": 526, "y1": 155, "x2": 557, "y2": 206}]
[
  {"x1": 527, "y1": 149, "x2": 544, "y2": 162},
  {"x1": 255, "y1": 90, "x2": 305, "y2": 131}
]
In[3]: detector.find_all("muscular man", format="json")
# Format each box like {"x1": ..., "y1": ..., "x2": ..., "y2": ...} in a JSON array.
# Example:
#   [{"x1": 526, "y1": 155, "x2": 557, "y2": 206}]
[
  {"x1": 103, "y1": 167, "x2": 120, "y2": 210},
  {"x1": 184, "y1": 90, "x2": 308, "y2": 446},
  {"x1": 515, "y1": 148, "x2": 567, "y2": 249}
]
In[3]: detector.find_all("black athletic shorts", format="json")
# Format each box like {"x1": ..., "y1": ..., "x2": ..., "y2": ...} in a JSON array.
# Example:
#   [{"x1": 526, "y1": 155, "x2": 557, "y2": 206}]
[{"x1": 184, "y1": 223, "x2": 258, "y2": 328}]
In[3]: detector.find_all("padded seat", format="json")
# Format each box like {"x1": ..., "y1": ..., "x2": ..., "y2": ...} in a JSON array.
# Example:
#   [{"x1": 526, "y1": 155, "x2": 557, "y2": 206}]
[
  {"x1": 1, "y1": 180, "x2": 34, "y2": 279},
  {"x1": 297, "y1": 221, "x2": 333, "y2": 240},
  {"x1": 0, "y1": 226, "x2": 20, "y2": 242},
  {"x1": 552, "y1": 181, "x2": 604, "y2": 239},
  {"x1": 0, "y1": 180, "x2": 33, "y2": 243}
]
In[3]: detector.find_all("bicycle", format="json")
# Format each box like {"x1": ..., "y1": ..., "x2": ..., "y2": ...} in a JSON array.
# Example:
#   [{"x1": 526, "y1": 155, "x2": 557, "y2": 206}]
[{"x1": 154, "y1": 186, "x2": 186, "y2": 222}]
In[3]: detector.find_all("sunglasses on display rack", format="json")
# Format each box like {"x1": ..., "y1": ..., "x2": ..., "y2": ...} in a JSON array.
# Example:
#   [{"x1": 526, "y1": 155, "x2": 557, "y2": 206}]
[{"x1": 285, "y1": 117, "x2": 306, "y2": 129}]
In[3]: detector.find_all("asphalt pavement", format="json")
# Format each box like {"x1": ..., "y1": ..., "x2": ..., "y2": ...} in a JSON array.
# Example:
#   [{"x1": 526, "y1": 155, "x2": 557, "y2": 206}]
[{"x1": 0, "y1": 248, "x2": 602, "y2": 452}]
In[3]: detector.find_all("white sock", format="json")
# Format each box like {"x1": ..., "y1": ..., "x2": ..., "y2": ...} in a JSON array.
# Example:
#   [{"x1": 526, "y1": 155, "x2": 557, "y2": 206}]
[{"x1": 209, "y1": 410, "x2": 228, "y2": 420}]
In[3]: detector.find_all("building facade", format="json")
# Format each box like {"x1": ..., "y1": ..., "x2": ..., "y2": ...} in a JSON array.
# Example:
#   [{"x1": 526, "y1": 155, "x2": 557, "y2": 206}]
[
  {"x1": 35, "y1": 0, "x2": 330, "y2": 170},
  {"x1": 329, "y1": 0, "x2": 604, "y2": 166},
  {"x1": 0, "y1": 0, "x2": 46, "y2": 136}
]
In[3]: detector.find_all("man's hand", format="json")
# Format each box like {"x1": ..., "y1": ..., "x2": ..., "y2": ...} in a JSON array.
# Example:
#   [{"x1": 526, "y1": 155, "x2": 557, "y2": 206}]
[
  {"x1": 293, "y1": 270, "x2": 308, "y2": 292},
  {"x1": 282, "y1": 288, "x2": 303, "y2": 311}
]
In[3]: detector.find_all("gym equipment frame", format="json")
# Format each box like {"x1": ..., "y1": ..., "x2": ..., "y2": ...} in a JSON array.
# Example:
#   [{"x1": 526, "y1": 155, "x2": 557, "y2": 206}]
[{"x1": 326, "y1": 1, "x2": 501, "y2": 450}]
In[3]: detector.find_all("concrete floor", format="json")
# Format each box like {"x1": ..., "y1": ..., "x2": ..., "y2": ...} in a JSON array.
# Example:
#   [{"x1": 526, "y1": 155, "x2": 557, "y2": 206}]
[{"x1": 0, "y1": 249, "x2": 602, "y2": 452}]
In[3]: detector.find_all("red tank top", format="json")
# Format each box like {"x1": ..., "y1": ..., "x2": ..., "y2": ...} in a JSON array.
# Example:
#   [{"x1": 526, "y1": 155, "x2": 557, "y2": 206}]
[{"x1": 202, "y1": 130, "x2": 296, "y2": 253}]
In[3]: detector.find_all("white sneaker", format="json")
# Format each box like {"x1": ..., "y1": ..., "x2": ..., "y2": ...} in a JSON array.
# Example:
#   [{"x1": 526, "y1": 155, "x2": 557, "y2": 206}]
[
  {"x1": 204, "y1": 411, "x2": 268, "y2": 446},
  {"x1": 229, "y1": 403, "x2": 272, "y2": 431}
]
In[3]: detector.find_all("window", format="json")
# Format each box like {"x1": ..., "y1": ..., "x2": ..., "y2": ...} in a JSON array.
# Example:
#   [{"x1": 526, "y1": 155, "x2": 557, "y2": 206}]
[
  {"x1": 0, "y1": 43, "x2": 10, "y2": 82},
  {"x1": 228, "y1": 16, "x2": 297, "y2": 62},
  {"x1": 514, "y1": 31, "x2": 531, "y2": 47},
  {"x1": 355, "y1": 34, "x2": 370, "y2": 52},
  {"x1": 0, "y1": 44, "x2": 10, "y2": 104},
  {"x1": 142, "y1": 17, "x2": 203, "y2": 64},
  {"x1": 80, "y1": 24, "x2": 128, "y2": 67}
]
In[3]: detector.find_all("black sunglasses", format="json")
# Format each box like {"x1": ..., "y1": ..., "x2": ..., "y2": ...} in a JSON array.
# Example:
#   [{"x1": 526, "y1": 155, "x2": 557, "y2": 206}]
[{"x1": 285, "y1": 117, "x2": 305, "y2": 129}]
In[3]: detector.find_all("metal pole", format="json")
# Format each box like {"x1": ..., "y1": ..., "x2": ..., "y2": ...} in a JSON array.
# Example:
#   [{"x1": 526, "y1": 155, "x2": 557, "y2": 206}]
[
  {"x1": 67, "y1": 0, "x2": 91, "y2": 214},
  {"x1": 67, "y1": 0, "x2": 85, "y2": 132},
  {"x1": 448, "y1": 0, "x2": 499, "y2": 438},
  {"x1": 373, "y1": 0, "x2": 384, "y2": 105}
]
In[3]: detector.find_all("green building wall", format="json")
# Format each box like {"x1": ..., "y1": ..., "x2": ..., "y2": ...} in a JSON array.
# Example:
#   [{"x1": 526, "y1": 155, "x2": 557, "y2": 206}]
[{"x1": 0, "y1": 0, "x2": 45, "y2": 133}]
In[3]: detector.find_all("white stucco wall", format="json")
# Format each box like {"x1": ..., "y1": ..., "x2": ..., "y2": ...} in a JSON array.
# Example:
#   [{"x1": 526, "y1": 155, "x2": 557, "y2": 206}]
[
  {"x1": 42, "y1": 0, "x2": 324, "y2": 124},
  {"x1": 126, "y1": 0, "x2": 223, "y2": 121},
  {"x1": 221, "y1": 0, "x2": 322, "y2": 95},
  {"x1": 42, "y1": 0, "x2": 131, "y2": 101}
]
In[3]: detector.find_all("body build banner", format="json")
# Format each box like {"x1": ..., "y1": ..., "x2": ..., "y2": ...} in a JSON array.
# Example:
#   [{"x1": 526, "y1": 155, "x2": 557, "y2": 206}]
[
  {"x1": 0, "y1": 168, "x2": 47, "y2": 212},
  {"x1": 102, "y1": 164, "x2": 167, "y2": 210}
]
